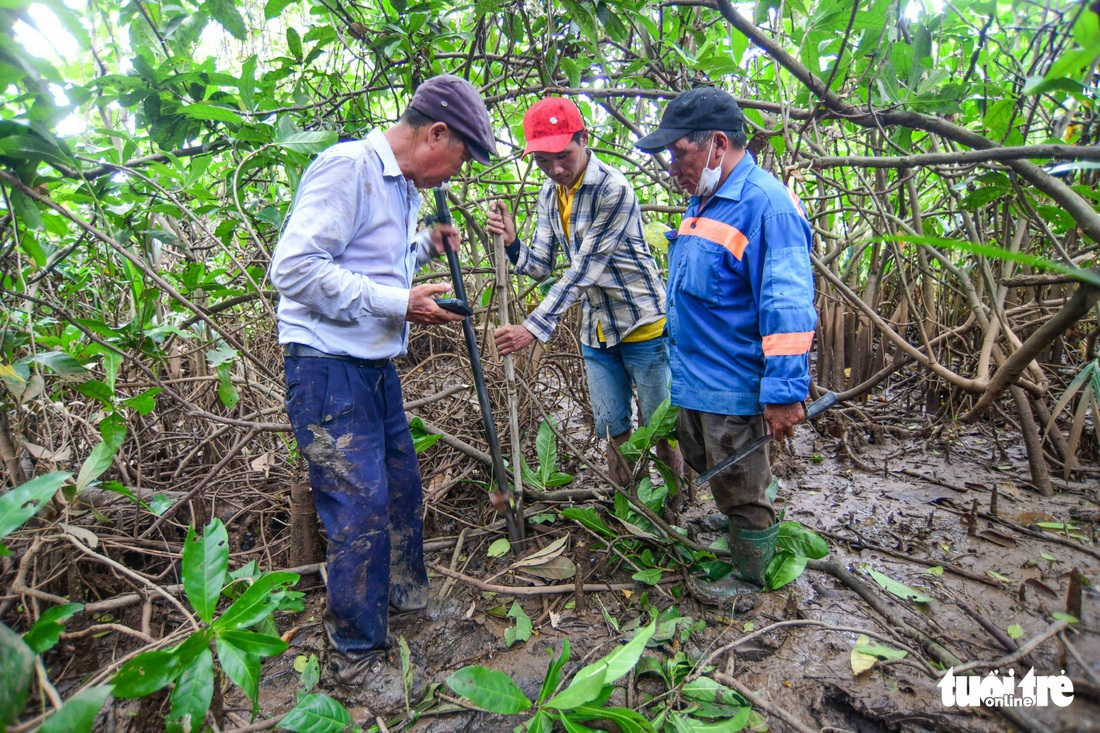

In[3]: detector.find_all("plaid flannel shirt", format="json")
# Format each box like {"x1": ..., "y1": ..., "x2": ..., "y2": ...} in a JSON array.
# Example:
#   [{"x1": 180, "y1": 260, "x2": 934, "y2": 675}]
[{"x1": 512, "y1": 153, "x2": 666, "y2": 348}]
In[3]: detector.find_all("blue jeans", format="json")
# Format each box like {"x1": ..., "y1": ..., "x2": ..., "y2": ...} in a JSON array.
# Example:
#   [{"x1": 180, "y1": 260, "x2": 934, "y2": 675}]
[
  {"x1": 284, "y1": 355, "x2": 428, "y2": 657},
  {"x1": 582, "y1": 336, "x2": 672, "y2": 438}
]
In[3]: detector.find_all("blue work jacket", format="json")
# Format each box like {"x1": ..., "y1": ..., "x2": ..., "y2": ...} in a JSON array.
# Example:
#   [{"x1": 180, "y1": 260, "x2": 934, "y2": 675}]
[{"x1": 666, "y1": 153, "x2": 817, "y2": 416}]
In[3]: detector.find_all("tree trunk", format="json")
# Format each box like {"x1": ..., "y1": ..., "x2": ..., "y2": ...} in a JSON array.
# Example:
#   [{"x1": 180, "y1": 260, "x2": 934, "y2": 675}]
[{"x1": 289, "y1": 481, "x2": 324, "y2": 567}]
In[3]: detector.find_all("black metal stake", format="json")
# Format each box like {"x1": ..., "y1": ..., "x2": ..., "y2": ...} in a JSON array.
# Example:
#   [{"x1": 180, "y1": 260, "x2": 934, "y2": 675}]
[{"x1": 433, "y1": 187, "x2": 524, "y2": 548}]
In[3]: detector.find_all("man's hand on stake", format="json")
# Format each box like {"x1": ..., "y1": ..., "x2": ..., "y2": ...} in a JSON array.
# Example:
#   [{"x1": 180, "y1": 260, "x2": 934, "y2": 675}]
[
  {"x1": 407, "y1": 283, "x2": 467, "y2": 325},
  {"x1": 429, "y1": 223, "x2": 461, "y2": 257},
  {"x1": 485, "y1": 200, "x2": 517, "y2": 243},
  {"x1": 764, "y1": 402, "x2": 805, "y2": 442},
  {"x1": 494, "y1": 324, "x2": 535, "y2": 355}
]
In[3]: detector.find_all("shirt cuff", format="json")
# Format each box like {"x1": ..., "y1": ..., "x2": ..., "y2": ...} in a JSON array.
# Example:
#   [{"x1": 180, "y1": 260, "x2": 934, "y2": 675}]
[
  {"x1": 505, "y1": 237, "x2": 522, "y2": 265},
  {"x1": 369, "y1": 282, "x2": 411, "y2": 321},
  {"x1": 522, "y1": 313, "x2": 554, "y2": 343}
]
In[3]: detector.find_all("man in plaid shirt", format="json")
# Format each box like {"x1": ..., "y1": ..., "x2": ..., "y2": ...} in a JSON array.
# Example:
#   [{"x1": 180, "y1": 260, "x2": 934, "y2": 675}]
[{"x1": 487, "y1": 97, "x2": 684, "y2": 488}]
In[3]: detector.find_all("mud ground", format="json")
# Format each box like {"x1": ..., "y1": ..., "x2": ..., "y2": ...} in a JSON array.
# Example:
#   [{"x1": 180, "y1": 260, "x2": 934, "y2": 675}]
[{"x1": 245, "y1": 418, "x2": 1098, "y2": 733}]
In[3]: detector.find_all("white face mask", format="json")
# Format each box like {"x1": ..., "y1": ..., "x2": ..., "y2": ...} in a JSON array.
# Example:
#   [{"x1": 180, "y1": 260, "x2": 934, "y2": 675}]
[{"x1": 694, "y1": 136, "x2": 725, "y2": 198}]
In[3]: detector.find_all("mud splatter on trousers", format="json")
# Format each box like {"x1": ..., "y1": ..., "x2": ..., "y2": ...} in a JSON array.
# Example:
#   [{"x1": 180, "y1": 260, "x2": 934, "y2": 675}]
[{"x1": 284, "y1": 356, "x2": 428, "y2": 656}]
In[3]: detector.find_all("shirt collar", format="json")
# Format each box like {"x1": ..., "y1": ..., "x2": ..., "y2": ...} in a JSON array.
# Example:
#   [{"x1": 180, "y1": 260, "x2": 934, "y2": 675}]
[
  {"x1": 713, "y1": 151, "x2": 756, "y2": 202},
  {"x1": 367, "y1": 128, "x2": 404, "y2": 179}
]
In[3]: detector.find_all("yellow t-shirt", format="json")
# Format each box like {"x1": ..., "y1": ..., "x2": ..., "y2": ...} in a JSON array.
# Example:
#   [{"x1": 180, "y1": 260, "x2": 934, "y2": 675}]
[{"x1": 558, "y1": 175, "x2": 666, "y2": 344}]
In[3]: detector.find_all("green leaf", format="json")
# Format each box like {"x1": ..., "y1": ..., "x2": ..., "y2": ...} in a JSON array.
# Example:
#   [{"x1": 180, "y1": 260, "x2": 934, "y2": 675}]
[
  {"x1": 24, "y1": 351, "x2": 87, "y2": 377},
  {"x1": 547, "y1": 620, "x2": 656, "y2": 710},
  {"x1": 409, "y1": 417, "x2": 442, "y2": 453},
  {"x1": 537, "y1": 638, "x2": 570, "y2": 705},
  {"x1": 1052, "y1": 612, "x2": 1079, "y2": 624},
  {"x1": 536, "y1": 419, "x2": 558, "y2": 484},
  {"x1": 206, "y1": 0, "x2": 247, "y2": 40},
  {"x1": 865, "y1": 567, "x2": 934, "y2": 604},
  {"x1": 113, "y1": 650, "x2": 185, "y2": 698},
  {"x1": 446, "y1": 666, "x2": 532, "y2": 713},
  {"x1": 273, "y1": 130, "x2": 337, "y2": 154},
  {"x1": 238, "y1": 55, "x2": 256, "y2": 111},
  {"x1": 571, "y1": 705, "x2": 657, "y2": 733},
  {"x1": 487, "y1": 537, "x2": 511, "y2": 558},
  {"x1": 561, "y1": 507, "x2": 615, "y2": 538},
  {"x1": 216, "y1": 629, "x2": 288, "y2": 657},
  {"x1": 216, "y1": 363, "x2": 239, "y2": 408},
  {"x1": 265, "y1": 0, "x2": 300, "y2": 20},
  {"x1": 216, "y1": 635, "x2": 261, "y2": 711},
  {"x1": 854, "y1": 642, "x2": 908, "y2": 660},
  {"x1": 0, "y1": 472, "x2": 69, "y2": 547},
  {"x1": 75, "y1": 442, "x2": 117, "y2": 493},
  {"x1": 167, "y1": 649, "x2": 213, "y2": 733},
  {"x1": 632, "y1": 568, "x2": 663, "y2": 586},
  {"x1": 214, "y1": 571, "x2": 299, "y2": 630},
  {"x1": 0, "y1": 621, "x2": 34, "y2": 727},
  {"x1": 681, "y1": 677, "x2": 749, "y2": 707},
  {"x1": 505, "y1": 602, "x2": 532, "y2": 648},
  {"x1": 99, "y1": 413, "x2": 127, "y2": 450},
  {"x1": 764, "y1": 550, "x2": 807, "y2": 590},
  {"x1": 279, "y1": 693, "x2": 355, "y2": 732},
  {"x1": 1007, "y1": 624, "x2": 1024, "y2": 640},
  {"x1": 183, "y1": 519, "x2": 229, "y2": 624},
  {"x1": 23, "y1": 602, "x2": 82, "y2": 654},
  {"x1": 287, "y1": 27, "x2": 303, "y2": 61},
  {"x1": 925, "y1": 566, "x2": 944, "y2": 576},
  {"x1": 121, "y1": 388, "x2": 161, "y2": 415},
  {"x1": 179, "y1": 103, "x2": 244, "y2": 126},
  {"x1": 667, "y1": 711, "x2": 745, "y2": 732},
  {"x1": 777, "y1": 522, "x2": 829, "y2": 559},
  {"x1": 37, "y1": 684, "x2": 112, "y2": 733},
  {"x1": 72, "y1": 378, "x2": 113, "y2": 405}
]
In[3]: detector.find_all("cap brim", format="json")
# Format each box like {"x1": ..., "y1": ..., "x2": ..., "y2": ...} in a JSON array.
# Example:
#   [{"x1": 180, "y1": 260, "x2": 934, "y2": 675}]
[
  {"x1": 634, "y1": 127, "x2": 691, "y2": 154},
  {"x1": 468, "y1": 143, "x2": 492, "y2": 165},
  {"x1": 524, "y1": 133, "x2": 575, "y2": 156}
]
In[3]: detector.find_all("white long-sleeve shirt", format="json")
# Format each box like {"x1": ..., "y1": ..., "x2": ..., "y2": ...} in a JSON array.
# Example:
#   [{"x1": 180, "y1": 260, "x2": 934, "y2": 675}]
[{"x1": 270, "y1": 128, "x2": 433, "y2": 360}]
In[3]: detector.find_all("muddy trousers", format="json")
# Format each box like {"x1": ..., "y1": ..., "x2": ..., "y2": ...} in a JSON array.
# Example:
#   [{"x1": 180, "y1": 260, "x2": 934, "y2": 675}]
[
  {"x1": 284, "y1": 355, "x2": 428, "y2": 657},
  {"x1": 677, "y1": 408, "x2": 775, "y2": 531}
]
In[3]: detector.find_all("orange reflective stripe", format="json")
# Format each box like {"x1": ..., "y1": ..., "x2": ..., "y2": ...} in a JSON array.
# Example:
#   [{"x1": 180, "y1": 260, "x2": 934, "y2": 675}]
[
  {"x1": 762, "y1": 331, "x2": 815, "y2": 357},
  {"x1": 678, "y1": 217, "x2": 749, "y2": 260},
  {"x1": 786, "y1": 188, "x2": 807, "y2": 219}
]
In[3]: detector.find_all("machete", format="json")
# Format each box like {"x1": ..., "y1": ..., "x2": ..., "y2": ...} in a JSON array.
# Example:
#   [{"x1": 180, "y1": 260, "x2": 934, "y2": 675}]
[
  {"x1": 694, "y1": 391, "x2": 841, "y2": 486},
  {"x1": 432, "y1": 186, "x2": 525, "y2": 548}
]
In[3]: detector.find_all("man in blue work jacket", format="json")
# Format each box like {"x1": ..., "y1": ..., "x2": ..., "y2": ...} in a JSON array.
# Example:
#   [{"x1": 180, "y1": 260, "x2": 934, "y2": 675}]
[
  {"x1": 271, "y1": 75, "x2": 496, "y2": 702},
  {"x1": 636, "y1": 88, "x2": 817, "y2": 606}
]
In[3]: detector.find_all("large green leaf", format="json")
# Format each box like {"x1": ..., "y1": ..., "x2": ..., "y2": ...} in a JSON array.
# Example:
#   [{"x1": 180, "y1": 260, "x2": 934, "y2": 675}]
[
  {"x1": 0, "y1": 621, "x2": 34, "y2": 727},
  {"x1": 113, "y1": 632, "x2": 209, "y2": 698},
  {"x1": 214, "y1": 571, "x2": 299, "y2": 631},
  {"x1": 74, "y1": 442, "x2": 117, "y2": 493},
  {"x1": 0, "y1": 472, "x2": 70, "y2": 549},
  {"x1": 216, "y1": 629, "x2": 288, "y2": 657},
  {"x1": 23, "y1": 602, "x2": 83, "y2": 654},
  {"x1": 865, "y1": 567, "x2": 934, "y2": 604},
  {"x1": 216, "y1": 635, "x2": 261, "y2": 711},
  {"x1": 183, "y1": 519, "x2": 229, "y2": 624},
  {"x1": 445, "y1": 666, "x2": 532, "y2": 714},
  {"x1": 764, "y1": 550, "x2": 807, "y2": 590},
  {"x1": 570, "y1": 705, "x2": 657, "y2": 733},
  {"x1": 36, "y1": 684, "x2": 113, "y2": 733},
  {"x1": 206, "y1": 0, "x2": 247, "y2": 40},
  {"x1": 279, "y1": 693, "x2": 355, "y2": 733},
  {"x1": 546, "y1": 620, "x2": 655, "y2": 710},
  {"x1": 537, "y1": 638, "x2": 570, "y2": 705},
  {"x1": 777, "y1": 522, "x2": 829, "y2": 559},
  {"x1": 167, "y1": 649, "x2": 214, "y2": 733},
  {"x1": 270, "y1": 130, "x2": 334, "y2": 152},
  {"x1": 178, "y1": 103, "x2": 245, "y2": 126},
  {"x1": 536, "y1": 419, "x2": 558, "y2": 484}
]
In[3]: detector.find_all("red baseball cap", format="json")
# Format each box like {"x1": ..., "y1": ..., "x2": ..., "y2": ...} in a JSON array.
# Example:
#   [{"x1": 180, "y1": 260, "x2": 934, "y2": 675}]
[{"x1": 523, "y1": 98, "x2": 584, "y2": 155}]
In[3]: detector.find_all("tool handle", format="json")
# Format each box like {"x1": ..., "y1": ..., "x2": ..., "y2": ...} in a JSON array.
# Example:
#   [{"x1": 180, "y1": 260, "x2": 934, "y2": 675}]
[
  {"x1": 694, "y1": 391, "x2": 840, "y2": 486},
  {"x1": 433, "y1": 187, "x2": 468, "y2": 304}
]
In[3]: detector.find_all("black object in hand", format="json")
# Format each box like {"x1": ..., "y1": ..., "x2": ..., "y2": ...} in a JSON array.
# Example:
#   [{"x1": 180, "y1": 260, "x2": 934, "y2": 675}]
[{"x1": 435, "y1": 298, "x2": 473, "y2": 317}]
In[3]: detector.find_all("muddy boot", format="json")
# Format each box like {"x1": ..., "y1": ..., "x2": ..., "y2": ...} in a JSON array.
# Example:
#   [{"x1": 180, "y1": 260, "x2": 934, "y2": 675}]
[
  {"x1": 687, "y1": 523, "x2": 780, "y2": 613},
  {"x1": 324, "y1": 648, "x2": 424, "y2": 714},
  {"x1": 727, "y1": 522, "x2": 780, "y2": 587},
  {"x1": 701, "y1": 513, "x2": 731, "y2": 532}
]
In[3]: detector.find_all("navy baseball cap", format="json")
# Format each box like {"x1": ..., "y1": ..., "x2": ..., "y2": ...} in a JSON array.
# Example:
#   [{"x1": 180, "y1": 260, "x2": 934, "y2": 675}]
[
  {"x1": 410, "y1": 74, "x2": 496, "y2": 164},
  {"x1": 635, "y1": 87, "x2": 744, "y2": 154}
]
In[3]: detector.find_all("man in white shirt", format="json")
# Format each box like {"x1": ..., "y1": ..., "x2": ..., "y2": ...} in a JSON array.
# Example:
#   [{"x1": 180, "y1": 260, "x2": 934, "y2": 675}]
[{"x1": 270, "y1": 75, "x2": 495, "y2": 702}]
